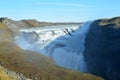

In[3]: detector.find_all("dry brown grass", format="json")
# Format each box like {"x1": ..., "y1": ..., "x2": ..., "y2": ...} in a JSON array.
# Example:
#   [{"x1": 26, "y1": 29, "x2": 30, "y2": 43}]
[{"x1": 0, "y1": 42, "x2": 104, "y2": 80}]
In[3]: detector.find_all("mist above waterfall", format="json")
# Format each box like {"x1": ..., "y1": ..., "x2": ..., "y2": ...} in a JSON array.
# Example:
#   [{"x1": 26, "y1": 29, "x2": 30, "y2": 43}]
[{"x1": 15, "y1": 23, "x2": 92, "y2": 72}]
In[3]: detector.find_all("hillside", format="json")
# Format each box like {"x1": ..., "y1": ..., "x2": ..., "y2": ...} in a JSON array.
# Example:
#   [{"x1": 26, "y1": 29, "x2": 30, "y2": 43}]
[
  {"x1": 0, "y1": 17, "x2": 82, "y2": 28},
  {"x1": 0, "y1": 42, "x2": 103, "y2": 80}
]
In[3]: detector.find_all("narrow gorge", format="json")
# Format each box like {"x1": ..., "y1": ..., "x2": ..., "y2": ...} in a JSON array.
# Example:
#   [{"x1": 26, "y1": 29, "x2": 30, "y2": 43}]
[{"x1": 15, "y1": 17, "x2": 120, "y2": 80}]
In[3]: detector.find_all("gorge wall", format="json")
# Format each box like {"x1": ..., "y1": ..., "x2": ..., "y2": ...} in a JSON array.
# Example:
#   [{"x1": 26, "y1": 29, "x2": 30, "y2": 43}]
[{"x1": 84, "y1": 17, "x2": 120, "y2": 80}]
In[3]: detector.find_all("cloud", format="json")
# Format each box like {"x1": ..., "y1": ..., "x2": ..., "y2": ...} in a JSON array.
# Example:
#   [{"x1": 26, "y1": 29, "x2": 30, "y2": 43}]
[{"x1": 35, "y1": 2, "x2": 90, "y2": 8}]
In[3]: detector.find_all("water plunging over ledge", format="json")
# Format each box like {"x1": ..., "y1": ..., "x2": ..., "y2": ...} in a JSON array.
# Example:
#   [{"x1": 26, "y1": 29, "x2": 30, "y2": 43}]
[{"x1": 15, "y1": 23, "x2": 92, "y2": 72}]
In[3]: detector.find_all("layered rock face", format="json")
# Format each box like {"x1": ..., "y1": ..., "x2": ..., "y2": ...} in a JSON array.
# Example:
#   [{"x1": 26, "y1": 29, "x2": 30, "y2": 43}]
[{"x1": 84, "y1": 17, "x2": 120, "y2": 80}]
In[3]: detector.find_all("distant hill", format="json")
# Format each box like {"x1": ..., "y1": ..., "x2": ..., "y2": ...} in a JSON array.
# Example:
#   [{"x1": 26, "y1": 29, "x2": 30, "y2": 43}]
[
  {"x1": 0, "y1": 17, "x2": 82, "y2": 28},
  {"x1": 0, "y1": 17, "x2": 82, "y2": 35}
]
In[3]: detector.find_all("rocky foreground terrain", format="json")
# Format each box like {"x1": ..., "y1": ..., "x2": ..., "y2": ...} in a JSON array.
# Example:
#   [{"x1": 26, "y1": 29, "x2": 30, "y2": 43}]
[
  {"x1": 0, "y1": 65, "x2": 30, "y2": 80},
  {"x1": 84, "y1": 17, "x2": 120, "y2": 80},
  {"x1": 0, "y1": 18, "x2": 103, "y2": 80}
]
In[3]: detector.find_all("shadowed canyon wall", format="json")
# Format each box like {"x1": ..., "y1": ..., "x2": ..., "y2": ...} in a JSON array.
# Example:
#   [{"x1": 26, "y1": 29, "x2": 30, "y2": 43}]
[{"x1": 84, "y1": 17, "x2": 120, "y2": 80}]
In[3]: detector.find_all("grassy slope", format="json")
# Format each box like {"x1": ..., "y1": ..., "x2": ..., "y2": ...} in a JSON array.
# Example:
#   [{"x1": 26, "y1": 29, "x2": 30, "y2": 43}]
[
  {"x1": 0, "y1": 42, "x2": 104, "y2": 80},
  {"x1": 0, "y1": 22, "x2": 104, "y2": 80},
  {"x1": 0, "y1": 23, "x2": 13, "y2": 42},
  {"x1": 0, "y1": 65, "x2": 18, "y2": 80}
]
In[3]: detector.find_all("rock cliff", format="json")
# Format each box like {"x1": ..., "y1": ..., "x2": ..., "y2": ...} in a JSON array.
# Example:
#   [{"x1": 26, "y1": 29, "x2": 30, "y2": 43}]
[{"x1": 84, "y1": 17, "x2": 120, "y2": 80}]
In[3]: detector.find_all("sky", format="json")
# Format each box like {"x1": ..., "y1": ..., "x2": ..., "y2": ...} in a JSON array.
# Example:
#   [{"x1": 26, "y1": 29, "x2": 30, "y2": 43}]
[{"x1": 0, "y1": 0, "x2": 120, "y2": 22}]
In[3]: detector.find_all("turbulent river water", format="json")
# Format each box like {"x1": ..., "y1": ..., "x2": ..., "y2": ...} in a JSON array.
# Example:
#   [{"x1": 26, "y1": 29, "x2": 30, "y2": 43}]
[{"x1": 15, "y1": 22, "x2": 92, "y2": 72}]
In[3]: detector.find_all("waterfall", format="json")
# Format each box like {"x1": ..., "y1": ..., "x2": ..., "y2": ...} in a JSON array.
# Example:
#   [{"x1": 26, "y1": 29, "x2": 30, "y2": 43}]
[
  {"x1": 42, "y1": 21, "x2": 92, "y2": 72},
  {"x1": 15, "y1": 22, "x2": 92, "y2": 72}
]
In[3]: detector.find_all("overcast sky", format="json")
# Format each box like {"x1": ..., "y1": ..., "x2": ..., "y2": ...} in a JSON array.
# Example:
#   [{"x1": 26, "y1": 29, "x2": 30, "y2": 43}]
[{"x1": 0, "y1": 0, "x2": 120, "y2": 22}]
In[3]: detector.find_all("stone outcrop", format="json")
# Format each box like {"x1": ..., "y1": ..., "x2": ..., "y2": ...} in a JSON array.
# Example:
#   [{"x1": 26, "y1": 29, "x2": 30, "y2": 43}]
[
  {"x1": 84, "y1": 17, "x2": 120, "y2": 80},
  {"x1": 0, "y1": 65, "x2": 30, "y2": 80}
]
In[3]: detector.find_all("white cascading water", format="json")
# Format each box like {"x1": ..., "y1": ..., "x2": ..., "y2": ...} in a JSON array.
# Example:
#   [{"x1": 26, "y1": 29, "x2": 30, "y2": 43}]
[{"x1": 15, "y1": 22, "x2": 92, "y2": 72}]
